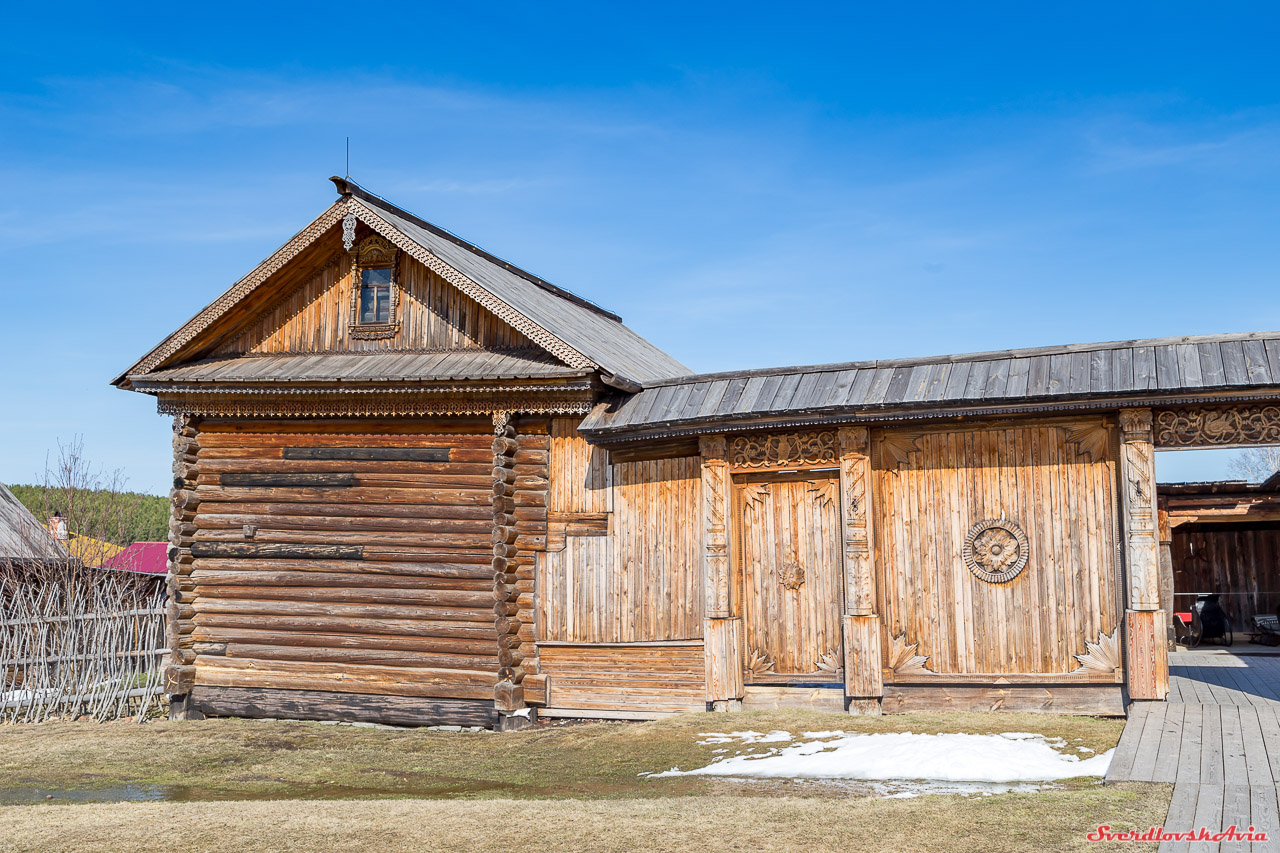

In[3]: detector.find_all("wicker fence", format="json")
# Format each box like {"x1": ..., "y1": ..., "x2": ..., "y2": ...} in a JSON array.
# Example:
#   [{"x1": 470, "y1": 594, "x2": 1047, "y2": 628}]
[{"x1": 0, "y1": 561, "x2": 166, "y2": 723}]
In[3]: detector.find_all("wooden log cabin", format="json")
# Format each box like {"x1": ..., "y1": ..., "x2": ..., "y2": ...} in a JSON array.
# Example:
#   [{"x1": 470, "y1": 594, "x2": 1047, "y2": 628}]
[{"x1": 114, "y1": 177, "x2": 1280, "y2": 728}]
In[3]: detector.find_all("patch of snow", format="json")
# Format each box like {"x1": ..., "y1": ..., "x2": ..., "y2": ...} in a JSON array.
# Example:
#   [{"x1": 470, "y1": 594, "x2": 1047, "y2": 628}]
[
  {"x1": 696, "y1": 730, "x2": 791, "y2": 745},
  {"x1": 656, "y1": 732, "x2": 1113, "y2": 782}
]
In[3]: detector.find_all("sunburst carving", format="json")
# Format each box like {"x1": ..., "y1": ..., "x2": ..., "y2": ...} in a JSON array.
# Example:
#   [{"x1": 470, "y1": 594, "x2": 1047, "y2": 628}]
[
  {"x1": 815, "y1": 648, "x2": 842, "y2": 674},
  {"x1": 1073, "y1": 628, "x2": 1121, "y2": 673},
  {"x1": 744, "y1": 648, "x2": 777, "y2": 680},
  {"x1": 887, "y1": 632, "x2": 935, "y2": 676},
  {"x1": 1067, "y1": 422, "x2": 1110, "y2": 462}
]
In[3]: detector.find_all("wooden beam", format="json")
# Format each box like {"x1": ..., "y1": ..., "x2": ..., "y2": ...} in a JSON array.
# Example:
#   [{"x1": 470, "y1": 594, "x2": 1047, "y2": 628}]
[
  {"x1": 843, "y1": 614, "x2": 882, "y2": 708},
  {"x1": 1125, "y1": 610, "x2": 1169, "y2": 700},
  {"x1": 704, "y1": 617, "x2": 744, "y2": 703}
]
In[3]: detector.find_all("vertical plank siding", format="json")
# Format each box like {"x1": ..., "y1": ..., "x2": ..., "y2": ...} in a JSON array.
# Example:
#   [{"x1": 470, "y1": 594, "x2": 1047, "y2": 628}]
[
  {"x1": 215, "y1": 254, "x2": 533, "y2": 355},
  {"x1": 874, "y1": 419, "x2": 1121, "y2": 677},
  {"x1": 188, "y1": 418, "x2": 502, "y2": 700},
  {"x1": 536, "y1": 456, "x2": 702, "y2": 643},
  {"x1": 1171, "y1": 523, "x2": 1280, "y2": 629},
  {"x1": 548, "y1": 418, "x2": 611, "y2": 513}
]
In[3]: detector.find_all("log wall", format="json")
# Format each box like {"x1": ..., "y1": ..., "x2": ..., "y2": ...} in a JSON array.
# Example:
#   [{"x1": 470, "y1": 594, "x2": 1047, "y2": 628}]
[
  {"x1": 1171, "y1": 522, "x2": 1280, "y2": 628},
  {"x1": 874, "y1": 418, "x2": 1122, "y2": 679},
  {"x1": 187, "y1": 418, "x2": 505, "y2": 713}
]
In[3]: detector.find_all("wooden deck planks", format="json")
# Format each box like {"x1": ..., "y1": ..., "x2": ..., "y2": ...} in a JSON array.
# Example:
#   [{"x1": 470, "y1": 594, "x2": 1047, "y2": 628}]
[{"x1": 1117, "y1": 651, "x2": 1280, "y2": 851}]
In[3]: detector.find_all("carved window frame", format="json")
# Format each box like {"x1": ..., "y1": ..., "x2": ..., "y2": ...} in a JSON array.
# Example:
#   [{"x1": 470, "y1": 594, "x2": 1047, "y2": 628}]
[{"x1": 348, "y1": 234, "x2": 401, "y2": 340}]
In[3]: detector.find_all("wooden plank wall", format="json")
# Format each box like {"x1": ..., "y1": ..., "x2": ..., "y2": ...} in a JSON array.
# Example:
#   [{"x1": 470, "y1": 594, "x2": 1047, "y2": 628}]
[
  {"x1": 1171, "y1": 522, "x2": 1280, "y2": 628},
  {"x1": 874, "y1": 419, "x2": 1121, "y2": 677},
  {"x1": 536, "y1": 456, "x2": 702, "y2": 643},
  {"x1": 539, "y1": 643, "x2": 706, "y2": 715},
  {"x1": 215, "y1": 253, "x2": 533, "y2": 355},
  {"x1": 188, "y1": 419, "x2": 502, "y2": 704},
  {"x1": 548, "y1": 418, "x2": 610, "y2": 513}
]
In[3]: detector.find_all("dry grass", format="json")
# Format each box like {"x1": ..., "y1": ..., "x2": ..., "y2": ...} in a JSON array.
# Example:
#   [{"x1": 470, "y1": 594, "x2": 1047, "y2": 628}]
[
  {"x1": 0, "y1": 710, "x2": 1169, "y2": 852},
  {"x1": 0, "y1": 786, "x2": 1172, "y2": 853},
  {"x1": 0, "y1": 710, "x2": 1125, "y2": 800}
]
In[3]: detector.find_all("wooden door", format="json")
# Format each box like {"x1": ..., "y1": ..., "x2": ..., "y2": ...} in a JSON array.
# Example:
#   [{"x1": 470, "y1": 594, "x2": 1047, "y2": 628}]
[{"x1": 735, "y1": 472, "x2": 843, "y2": 682}]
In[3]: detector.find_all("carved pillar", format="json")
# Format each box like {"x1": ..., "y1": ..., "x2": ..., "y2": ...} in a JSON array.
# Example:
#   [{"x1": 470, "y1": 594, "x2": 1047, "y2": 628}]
[
  {"x1": 1119, "y1": 408, "x2": 1168, "y2": 700},
  {"x1": 700, "y1": 435, "x2": 742, "y2": 710},
  {"x1": 838, "y1": 427, "x2": 882, "y2": 713},
  {"x1": 492, "y1": 412, "x2": 531, "y2": 730}
]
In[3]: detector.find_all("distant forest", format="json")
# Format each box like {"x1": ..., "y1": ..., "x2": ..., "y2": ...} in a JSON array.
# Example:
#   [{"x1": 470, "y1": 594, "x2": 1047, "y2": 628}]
[{"x1": 6, "y1": 484, "x2": 169, "y2": 546}]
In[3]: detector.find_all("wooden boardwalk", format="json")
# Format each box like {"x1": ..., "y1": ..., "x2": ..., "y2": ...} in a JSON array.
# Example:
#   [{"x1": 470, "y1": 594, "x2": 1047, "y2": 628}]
[{"x1": 1106, "y1": 650, "x2": 1280, "y2": 851}]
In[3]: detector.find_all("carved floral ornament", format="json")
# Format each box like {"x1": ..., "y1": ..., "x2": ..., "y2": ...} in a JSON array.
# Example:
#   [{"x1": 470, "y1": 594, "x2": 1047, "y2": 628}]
[
  {"x1": 962, "y1": 518, "x2": 1029, "y2": 584},
  {"x1": 729, "y1": 430, "x2": 838, "y2": 470},
  {"x1": 778, "y1": 561, "x2": 805, "y2": 591},
  {"x1": 1154, "y1": 405, "x2": 1280, "y2": 448}
]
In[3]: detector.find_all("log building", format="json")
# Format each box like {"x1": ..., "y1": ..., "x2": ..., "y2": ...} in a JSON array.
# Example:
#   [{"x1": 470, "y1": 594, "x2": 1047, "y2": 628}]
[{"x1": 115, "y1": 178, "x2": 1280, "y2": 728}]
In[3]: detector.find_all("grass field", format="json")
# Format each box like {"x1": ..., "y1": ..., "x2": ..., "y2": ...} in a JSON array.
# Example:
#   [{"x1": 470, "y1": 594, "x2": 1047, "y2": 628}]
[{"x1": 0, "y1": 710, "x2": 1171, "y2": 852}]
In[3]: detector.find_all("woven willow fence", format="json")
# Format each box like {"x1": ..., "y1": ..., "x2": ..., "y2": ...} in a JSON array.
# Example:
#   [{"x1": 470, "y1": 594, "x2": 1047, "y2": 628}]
[{"x1": 0, "y1": 561, "x2": 166, "y2": 723}]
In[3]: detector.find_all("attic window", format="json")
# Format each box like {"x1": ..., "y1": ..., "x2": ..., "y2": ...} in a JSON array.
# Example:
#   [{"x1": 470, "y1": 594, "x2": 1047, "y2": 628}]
[
  {"x1": 360, "y1": 267, "x2": 393, "y2": 323},
  {"x1": 349, "y1": 235, "x2": 400, "y2": 339}
]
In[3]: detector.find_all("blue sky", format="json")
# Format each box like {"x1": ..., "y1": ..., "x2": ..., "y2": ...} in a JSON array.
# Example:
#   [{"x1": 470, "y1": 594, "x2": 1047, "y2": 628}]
[{"x1": 1, "y1": 2, "x2": 1278, "y2": 495}]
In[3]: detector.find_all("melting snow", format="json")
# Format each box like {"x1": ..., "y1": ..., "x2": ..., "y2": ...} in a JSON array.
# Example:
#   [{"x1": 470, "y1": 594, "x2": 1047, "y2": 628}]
[{"x1": 656, "y1": 731, "x2": 1112, "y2": 783}]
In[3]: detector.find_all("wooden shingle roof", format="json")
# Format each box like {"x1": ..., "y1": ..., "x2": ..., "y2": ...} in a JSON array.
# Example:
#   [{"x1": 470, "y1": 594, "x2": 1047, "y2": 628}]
[
  {"x1": 130, "y1": 348, "x2": 588, "y2": 387},
  {"x1": 580, "y1": 332, "x2": 1280, "y2": 440},
  {"x1": 0, "y1": 485, "x2": 66, "y2": 562},
  {"x1": 115, "y1": 178, "x2": 690, "y2": 391}
]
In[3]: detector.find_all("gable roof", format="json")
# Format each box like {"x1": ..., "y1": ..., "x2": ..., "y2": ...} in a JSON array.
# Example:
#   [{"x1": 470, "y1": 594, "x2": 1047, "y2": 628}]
[
  {"x1": 581, "y1": 331, "x2": 1280, "y2": 439},
  {"x1": 0, "y1": 484, "x2": 67, "y2": 562},
  {"x1": 115, "y1": 178, "x2": 690, "y2": 390}
]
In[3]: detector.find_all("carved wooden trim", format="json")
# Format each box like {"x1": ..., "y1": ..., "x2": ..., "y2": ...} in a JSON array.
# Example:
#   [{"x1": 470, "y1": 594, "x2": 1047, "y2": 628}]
[
  {"x1": 1073, "y1": 627, "x2": 1121, "y2": 673},
  {"x1": 962, "y1": 519, "x2": 1030, "y2": 584},
  {"x1": 815, "y1": 648, "x2": 842, "y2": 675},
  {"x1": 878, "y1": 432, "x2": 920, "y2": 470},
  {"x1": 1067, "y1": 421, "x2": 1111, "y2": 462},
  {"x1": 347, "y1": 235, "x2": 401, "y2": 340},
  {"x1": 155, "y1": 393, "x2": 593, "y2": 419},
  {"x1": 1119, "y1": 407, "x2": 1160, "y2": 611},
  {"x1": 727, "y1": 430, "x2": 837, "y2": 470},
  {"x1": 133, "y1": 201, "x2": 351, "y2": 376},
  {"x1": 887, "y1": 632, "x2": 935, "y2": 677},
  {"x1": 699, "y1": 435, "x2": 732, "y2": 619},
  {"x1": 1154, "y1": 404, "x2": 1280, "y2": 448},
  {"x1": 349, "y1": 199, "x2": 595, "y2": 371},
  {"x1": 744, "y1": 648, "x2": 777, "y2": 680},
  {"x1": 838, "y1": 426, "x2": 875, "y2": 616}
]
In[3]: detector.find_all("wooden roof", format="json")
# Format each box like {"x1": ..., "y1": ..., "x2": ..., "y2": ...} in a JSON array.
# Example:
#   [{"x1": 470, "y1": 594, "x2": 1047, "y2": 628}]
[
  {"x1": 581, "y1": 331, "x2": 1280, "y2": 439},
  {"x1": 130, "y1": 348, "x2": 589, "y2": 387},
  {"x1": 0, "y1": 485, "x2": 67, "y2": 562},
  {"x1": 115, "y1": 178, "x2": 690, "y2": 391}
]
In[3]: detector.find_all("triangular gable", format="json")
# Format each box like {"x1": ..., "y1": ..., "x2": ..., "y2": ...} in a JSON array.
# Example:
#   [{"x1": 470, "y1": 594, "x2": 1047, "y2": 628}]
[{"x1": 115, "y1": 178, "x2": 691, "y2": 389}]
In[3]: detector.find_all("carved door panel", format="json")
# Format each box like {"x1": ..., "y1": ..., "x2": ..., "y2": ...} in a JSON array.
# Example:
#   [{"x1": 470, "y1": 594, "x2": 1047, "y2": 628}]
[{"x1": 735, "y1": 472, "x2": 843, "y2": 682}]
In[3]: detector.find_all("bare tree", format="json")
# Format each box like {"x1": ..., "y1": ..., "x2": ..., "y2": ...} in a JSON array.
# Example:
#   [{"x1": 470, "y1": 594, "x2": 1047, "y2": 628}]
[
  {"x1": 1227, "y1": 446, "x2": 1280, "y2": 484},
  {"x1": 1, "y1": 439, "x2": 166, "y2": 723}
]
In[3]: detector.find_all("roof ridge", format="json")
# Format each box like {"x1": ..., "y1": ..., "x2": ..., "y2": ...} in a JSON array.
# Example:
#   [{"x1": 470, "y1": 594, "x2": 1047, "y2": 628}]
[
  {"x1": 636, "y1": 330, "x2": 1280, "y2": 389},
  {"x1": 332, "y1": 177, "x2": 623, "y2": 323}
]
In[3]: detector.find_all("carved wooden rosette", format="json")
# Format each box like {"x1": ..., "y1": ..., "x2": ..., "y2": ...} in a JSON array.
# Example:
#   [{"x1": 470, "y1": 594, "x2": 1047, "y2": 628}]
[
  {"x1": 728, "y1": 430, "x2": 837, "y2": 471},
  {"x1": 491, "y1": 412, "x2": 526, "y2": 717},
  {"x1": 699, "y1": 435, "x2": 732, "y2": 619},
  {"x1": 1153, "y1": 404, "x2": 1280, "y2": 448},
  {"x1": 1119, "y1": 408, "x2": 1160, "y2": 611},
  {"x1": 165, "y1": 414, "x2": 201, "y2": 716}
]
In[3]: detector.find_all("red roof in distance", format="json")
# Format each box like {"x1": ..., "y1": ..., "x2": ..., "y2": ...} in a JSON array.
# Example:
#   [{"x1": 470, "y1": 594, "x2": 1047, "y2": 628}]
[{"x1": 100, "y1": 541, "x2": 167, "y2": 574}]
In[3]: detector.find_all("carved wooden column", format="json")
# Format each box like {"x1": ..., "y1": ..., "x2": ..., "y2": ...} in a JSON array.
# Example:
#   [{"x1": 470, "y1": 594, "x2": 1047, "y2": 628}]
[
  {"x1": 838, "y1": 427, "x2": 882, "y2": 714},
  {"x1": 492, "y1": 412, "x2": 531, "y2": 730},
  {"x1": 1157, "y1": 502, "x2": 1176, "y2": 651},
  {"x1": 700, "y1": 435, "x2": 743, "y2": 710},
  {"x1": 1118, "y1": 408, "x2": 1169, "y2": 700}
]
